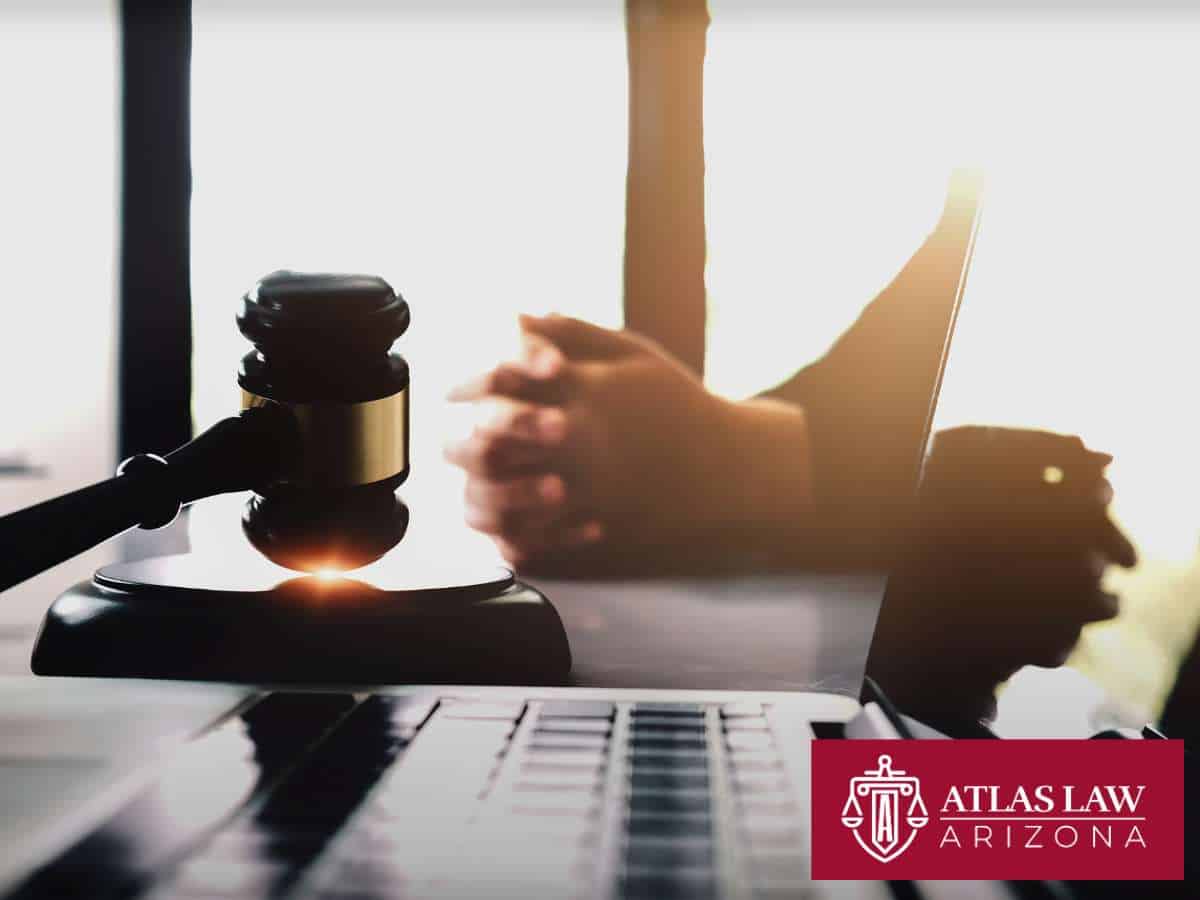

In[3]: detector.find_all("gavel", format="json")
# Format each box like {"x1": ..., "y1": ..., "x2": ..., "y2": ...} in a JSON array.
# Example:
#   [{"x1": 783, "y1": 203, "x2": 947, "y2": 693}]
[{"x1": 0, "y1": 271, "x2": 412, "y2": 592}]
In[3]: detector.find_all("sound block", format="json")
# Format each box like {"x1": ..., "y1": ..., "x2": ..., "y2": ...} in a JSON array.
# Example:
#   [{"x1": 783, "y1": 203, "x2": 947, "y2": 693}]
[{"x1": 31, "y1": 553, "x2": 571, "y2": 684}]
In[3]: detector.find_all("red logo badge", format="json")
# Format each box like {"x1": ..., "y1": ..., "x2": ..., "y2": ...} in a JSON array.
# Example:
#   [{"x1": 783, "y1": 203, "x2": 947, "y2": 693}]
[{"x1": 812, "y1": 740, "x2": 1184, "y2": 880}]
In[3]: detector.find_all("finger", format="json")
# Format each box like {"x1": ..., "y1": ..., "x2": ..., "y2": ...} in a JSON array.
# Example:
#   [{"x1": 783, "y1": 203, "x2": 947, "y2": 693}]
[
  {"x1": 519, "y1": 313, "x2": 640, "y2": 360},
  {"x1": 476, "y1": 403, "x2": 569, "y2": 445},
  {"x1": 1095, "y1": 514, "x2": 1138, "y2": 568},
  {"x1": 447, "y1": 356, "x2": 569, "y2": 404},
  {"x1": 443, "y1": 430, "x2": 559, "y2": 479},
  {"x1": 466, "y1": 472, "x2": 566, "y2": 512},
  {"x1": 463, "y1": 474, "x2": 569, "y2": 536},
  {"x1": 519, "y1": 335, "x2": 569, "y2": 378}
]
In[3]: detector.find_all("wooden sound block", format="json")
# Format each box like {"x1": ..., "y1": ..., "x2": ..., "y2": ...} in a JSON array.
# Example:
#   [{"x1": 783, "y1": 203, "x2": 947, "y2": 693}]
[{"x1": 32, "y1": 554, "x2": 571, "y2": 685}]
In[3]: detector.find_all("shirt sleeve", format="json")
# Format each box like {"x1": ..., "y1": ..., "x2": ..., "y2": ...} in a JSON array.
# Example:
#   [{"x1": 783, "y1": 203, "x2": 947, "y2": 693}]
[{"x1": 761, "y1": 220, "x2": 968, "y2": 558}]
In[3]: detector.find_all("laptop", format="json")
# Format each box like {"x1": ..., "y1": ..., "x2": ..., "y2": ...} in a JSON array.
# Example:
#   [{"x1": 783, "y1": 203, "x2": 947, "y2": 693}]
[{"x1": 0, "y1": 173, "x2": 984, "y2": 900}]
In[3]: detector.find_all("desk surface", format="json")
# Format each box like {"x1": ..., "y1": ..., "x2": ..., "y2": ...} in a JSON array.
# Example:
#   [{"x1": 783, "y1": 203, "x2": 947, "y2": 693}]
[
  {"x1": 0, "y1": 506, "x2": 884, "y2": 892},
  {"x1": 0, "y1": 513, "x2": 886, "y2": 695},
  {"x1": 535, "y1": 573, "x2": 883, "y2": 694}
]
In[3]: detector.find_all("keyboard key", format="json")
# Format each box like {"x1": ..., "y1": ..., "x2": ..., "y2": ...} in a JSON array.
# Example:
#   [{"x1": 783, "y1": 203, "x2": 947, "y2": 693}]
[
  {"x1": 533, "y1": 718, "x2": 612, "y2": 735},
  {"x1": 626, "y1": 811, "x2": 712, "y2": 839},
  {"x1": 528, "y1": 741, "x2": 610, "y2": 758},
  {"x1": 629, "y1": 727, "x2": 707, "y2": 745},
  {"x1": 725, "y1": 755, "x2": 782, "y2": 773},
  {"x1": 514, "y1": 765, "x2": 605, "y2": 789},
  {"x1": 629, "y1": 716, "x2": 706, "y2": 732},
  {"x1": 630, "y1": 734, "x2": 706, "y2": 752},
  {"x1": 529, "y1": 734, "x2": 610, "y2": 752},
  {"x1": 510, "y1": 797, "x2": 604, "y2": 817},
  {"x1": 630, "y1": 703, "x2": 705, "y2": 717},
  {"x1": 539, "y1": 700, "x2": 615, "y2": 719},
  {"x1": 628, "y1": 759, "x2": 709, "y2": 775},
  {"x1": 629, "y1": 749, "x2": 708, "y2": 768},
  {"x1": 720, "y1": 701, "x2": 765, "y2": 718},
  {"x1": 414, "y1": 718, "x2": 516, "y2": 744},
  {"x1": 628, "y1": 790, "x2": 711, "y2": 815},
  {"x1": 514, "y1": 779, "x2": 602, "y2": 794},
  {"x1": 522, "y1": 759, "x2": 607, "y2": 776},
  {"x1": 721, "y1": 718, "x2": 771, "y2": 733},
  {"x1": 630, "y1": 770, "x2": 710, "y2": 792},
  {"x1": 725, "y1": 731, "x2": 774, "y2": 751},
  {"x1": 439, "y1": 699, "x2": 525, "y2": 721},
  {"x1": 625, "y1": 837, "x2": 714, "y2": 868},
  {"x1": 724, "y1": 748, "x2": 780, "y2": 767},
  {"x1": 523, "y1": 749, "x2": 608, "y2": 766}
]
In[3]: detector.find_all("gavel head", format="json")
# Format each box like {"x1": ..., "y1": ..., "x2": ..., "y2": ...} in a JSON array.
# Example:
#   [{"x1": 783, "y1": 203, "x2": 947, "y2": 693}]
[{"x1": 236, "y1": 271, "x2": 411, "y2": 572}]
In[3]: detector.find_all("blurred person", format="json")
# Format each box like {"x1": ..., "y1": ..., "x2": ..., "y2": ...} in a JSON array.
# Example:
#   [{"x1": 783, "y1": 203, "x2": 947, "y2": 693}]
[
  {"x1": 446, "y1": 184, "x2": 982, "y2": 574},
  {"x1": 864, "y1": 427, "x2": 1136, "y2": 738}
]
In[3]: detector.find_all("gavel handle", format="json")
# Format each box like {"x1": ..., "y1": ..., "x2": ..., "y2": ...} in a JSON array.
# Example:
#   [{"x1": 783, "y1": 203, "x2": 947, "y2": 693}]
[{"x1": 0, "y1": 406, "x2": 291, "y2": 594}]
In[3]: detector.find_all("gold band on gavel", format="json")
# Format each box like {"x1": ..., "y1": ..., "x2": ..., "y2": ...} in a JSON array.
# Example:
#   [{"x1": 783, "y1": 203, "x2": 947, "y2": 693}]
[{"x1": 241, "y1": 388, "x2": 409, "y2": 488}]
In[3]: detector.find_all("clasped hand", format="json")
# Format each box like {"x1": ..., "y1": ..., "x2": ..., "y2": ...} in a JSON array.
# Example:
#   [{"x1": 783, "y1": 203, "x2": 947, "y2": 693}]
[{"x1": 445, "y1": 314, "x2": 748, "y2": 571}]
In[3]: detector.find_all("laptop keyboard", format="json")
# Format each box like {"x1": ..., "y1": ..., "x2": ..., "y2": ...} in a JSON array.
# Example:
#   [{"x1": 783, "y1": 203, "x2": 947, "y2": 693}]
[{"x1": 137, "y1": 695, "x2": 808, "y2": 900}]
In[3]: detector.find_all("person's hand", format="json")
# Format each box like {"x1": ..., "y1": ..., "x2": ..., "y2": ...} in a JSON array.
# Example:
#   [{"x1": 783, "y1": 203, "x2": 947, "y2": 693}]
[
  {"x1": 446, "y1": 314, "x2": 820, "y2": 573},
  {"x1": 866, "y1": 427, "x2": 1137, "y2": 734},
  {"x1": 444, "y1": 315, "x2": 731, "y2": 570},
  {"x1": 885, "y1": 428, "x2": 1138, "y2": 671}
]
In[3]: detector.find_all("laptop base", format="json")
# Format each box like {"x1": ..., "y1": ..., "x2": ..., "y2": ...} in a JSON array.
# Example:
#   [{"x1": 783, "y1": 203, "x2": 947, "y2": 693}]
[{"x1": 31, "y1": 555, "x2": 571, "y2": 684}]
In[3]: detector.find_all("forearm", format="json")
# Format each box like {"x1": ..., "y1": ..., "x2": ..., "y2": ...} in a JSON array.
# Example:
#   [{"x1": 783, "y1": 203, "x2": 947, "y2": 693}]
[
  {"x1": 706, "y1": 394, "x2": 914, "y2": 569},
  {"x1": 719, "y1": 396, "x2": 814, "y2": 524},
  {"x1": 741, "y1": 231, "x2": 953, "y2": 567},
  {"x1": 697, "y1": 395, "x2": 819, "y2": 562}
]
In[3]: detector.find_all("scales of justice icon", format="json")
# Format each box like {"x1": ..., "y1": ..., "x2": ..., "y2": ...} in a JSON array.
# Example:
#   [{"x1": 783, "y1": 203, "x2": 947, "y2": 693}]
[{"x1": 840, "y1": 753, "x2": 930, "y2": 863}]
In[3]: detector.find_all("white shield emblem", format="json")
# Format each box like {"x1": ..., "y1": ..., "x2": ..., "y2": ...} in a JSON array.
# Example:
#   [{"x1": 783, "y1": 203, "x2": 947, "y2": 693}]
[{"x1": 840, "y1": 753, "x2": 928, "y2": 863}]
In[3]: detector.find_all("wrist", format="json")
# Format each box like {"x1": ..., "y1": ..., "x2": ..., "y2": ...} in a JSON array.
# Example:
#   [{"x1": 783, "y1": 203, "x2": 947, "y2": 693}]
[{"x1": 701, "y1": 395, "x2": 815, "y2": 544}]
